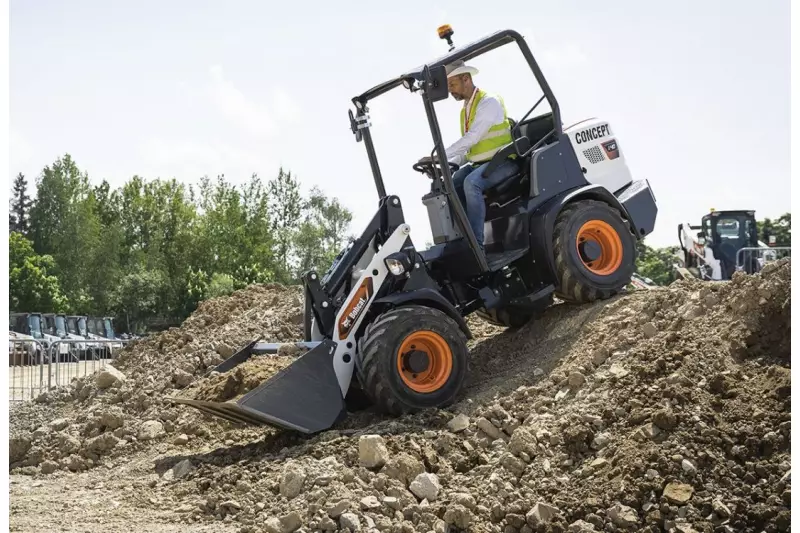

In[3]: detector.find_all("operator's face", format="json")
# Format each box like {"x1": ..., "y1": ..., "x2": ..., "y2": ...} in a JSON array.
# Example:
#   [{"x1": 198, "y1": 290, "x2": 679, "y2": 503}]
[{"x1": 448, "y1": 74, "x2": 470, "y2": 101}]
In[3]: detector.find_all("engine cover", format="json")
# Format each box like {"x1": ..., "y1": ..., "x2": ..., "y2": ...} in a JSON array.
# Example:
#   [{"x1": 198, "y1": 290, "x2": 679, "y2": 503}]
[{"x1": 565, "y1": 118, "x2": 633, "y2": 194}]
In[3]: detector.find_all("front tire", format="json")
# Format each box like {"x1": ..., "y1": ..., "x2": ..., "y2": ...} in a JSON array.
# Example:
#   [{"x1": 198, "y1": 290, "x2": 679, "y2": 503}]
[
  {"x1": 553, "y1": 199, "x2": 636, "y2": 303},
  {"x1": 356, "y1": 305, "x2": 469, "y2": 416}
]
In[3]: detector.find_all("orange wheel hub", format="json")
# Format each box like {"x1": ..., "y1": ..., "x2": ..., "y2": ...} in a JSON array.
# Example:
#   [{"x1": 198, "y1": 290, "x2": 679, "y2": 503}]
[
  {"x1": 396, "y1": 330, "x2": 453, "y2": 393},
  {"x1": 576, "y1": 220, "x2": 623, "y2": 275}
]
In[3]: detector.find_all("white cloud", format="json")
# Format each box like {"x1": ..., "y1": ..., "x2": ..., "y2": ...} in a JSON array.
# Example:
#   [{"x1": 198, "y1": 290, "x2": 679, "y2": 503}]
[{"x1": 207, "y1": 65, "x2": 277, "y2": 137}]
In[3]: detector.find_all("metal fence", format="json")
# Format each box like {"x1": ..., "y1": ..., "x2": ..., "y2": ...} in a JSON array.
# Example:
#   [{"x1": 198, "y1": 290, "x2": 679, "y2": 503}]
[
  {"x1": 735, "y1": 246, "x2": 791, "y2": 273},
  {"x1": 8, "y1": 338, "x2": 130, "y2": 402}
]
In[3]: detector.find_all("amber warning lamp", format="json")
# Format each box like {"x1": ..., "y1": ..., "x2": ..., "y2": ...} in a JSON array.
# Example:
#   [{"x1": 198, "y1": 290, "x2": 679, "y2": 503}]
[{"x1": 438, "y1": 24, "x2": 455, "y2": 51}]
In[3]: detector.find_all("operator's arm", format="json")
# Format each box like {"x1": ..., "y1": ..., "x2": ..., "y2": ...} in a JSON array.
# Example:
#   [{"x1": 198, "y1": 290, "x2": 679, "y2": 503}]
[{"x1": 444, "y1": 96, "x2": 505, "y2": 166}]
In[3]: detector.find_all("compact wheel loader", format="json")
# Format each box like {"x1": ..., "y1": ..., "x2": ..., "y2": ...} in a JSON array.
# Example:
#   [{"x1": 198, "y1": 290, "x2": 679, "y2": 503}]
[{"x1": 172, "y1": 26, "x2": 659, "y2": 434}]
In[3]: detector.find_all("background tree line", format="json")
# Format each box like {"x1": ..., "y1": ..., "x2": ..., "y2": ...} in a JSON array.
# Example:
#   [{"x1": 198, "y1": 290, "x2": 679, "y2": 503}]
[
  {"x1": 8, "y1": 154, "x2": 791, "y2": 332},
  {"x1": 9, "y1": 154, "x2": 353, "y2": 333}
]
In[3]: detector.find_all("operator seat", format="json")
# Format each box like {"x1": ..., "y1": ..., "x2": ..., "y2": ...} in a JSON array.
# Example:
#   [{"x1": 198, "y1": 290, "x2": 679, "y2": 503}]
[{"x1": 482, "y1": 118, "x2": 531, "y2": 208}]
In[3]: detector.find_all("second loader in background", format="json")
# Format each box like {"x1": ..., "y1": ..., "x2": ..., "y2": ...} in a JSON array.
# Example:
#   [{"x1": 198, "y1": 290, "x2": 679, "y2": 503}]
[{"x1": 173, "y1": 25, "x2": 659, "y2": 434}]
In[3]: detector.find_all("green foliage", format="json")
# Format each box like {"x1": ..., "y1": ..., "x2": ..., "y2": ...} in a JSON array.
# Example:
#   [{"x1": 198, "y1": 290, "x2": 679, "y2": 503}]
[
  {"x1": 12, "y1": 154, "x2": 352, "y2": 333},
  {"x1": 207, "y1": 273, "x2": 236, "y2": 299},
  {"x1": 9, "y1": 173, "x2": 33, "y2": 235},
  {"x1": 635, "y1": 242, "x2": 680, "y2": 286},
  {"x1": 757, "y1": 213, "x2": 791, "y2": 247},
  {"x1": 9, "y1": 232, "x2": 68, "y2": 312}
]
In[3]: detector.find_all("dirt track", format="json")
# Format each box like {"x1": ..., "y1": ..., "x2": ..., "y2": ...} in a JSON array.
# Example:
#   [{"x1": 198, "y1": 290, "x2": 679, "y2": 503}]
[{"x1": 9, "y1": 261, "x2": 792, "y2": 533}]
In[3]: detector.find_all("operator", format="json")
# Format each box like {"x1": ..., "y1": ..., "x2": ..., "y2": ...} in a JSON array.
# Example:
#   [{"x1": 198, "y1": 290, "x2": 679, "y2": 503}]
[{"x1": 418, "y1": 60, "x2": 518, "y2": 252}]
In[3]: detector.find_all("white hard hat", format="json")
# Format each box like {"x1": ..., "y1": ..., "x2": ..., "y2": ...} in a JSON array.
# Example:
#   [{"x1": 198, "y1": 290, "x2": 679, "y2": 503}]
[{"x1": 446, "y1": 60, "x2": 479, "y2": 78}]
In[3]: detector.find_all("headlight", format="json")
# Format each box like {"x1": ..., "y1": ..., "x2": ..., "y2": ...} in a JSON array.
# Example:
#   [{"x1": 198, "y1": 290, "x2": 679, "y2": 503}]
[{"x1": 384, "y1": 252, "x2": 412, "y2": 277}]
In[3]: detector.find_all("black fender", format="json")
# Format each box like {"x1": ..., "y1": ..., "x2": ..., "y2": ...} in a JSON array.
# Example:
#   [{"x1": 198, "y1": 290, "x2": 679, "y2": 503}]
[
  {"x1": 529, "y1": 184, "x2": 635, "y2": 284},
  {"x1": 371, "y1": 288, "x2": 472, "y2": 340}
]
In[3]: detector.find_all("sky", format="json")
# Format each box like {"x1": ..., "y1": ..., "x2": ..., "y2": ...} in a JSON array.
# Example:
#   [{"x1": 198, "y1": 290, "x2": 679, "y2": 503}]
[{"x1": 9, "y1": 0, "x2": 791, "y2": 250}]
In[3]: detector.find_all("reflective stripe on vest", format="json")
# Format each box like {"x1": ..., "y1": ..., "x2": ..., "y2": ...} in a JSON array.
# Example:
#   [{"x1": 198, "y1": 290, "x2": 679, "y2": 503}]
[{"x1": 459, "y1": 89, "x2": 514, "y2": 163}]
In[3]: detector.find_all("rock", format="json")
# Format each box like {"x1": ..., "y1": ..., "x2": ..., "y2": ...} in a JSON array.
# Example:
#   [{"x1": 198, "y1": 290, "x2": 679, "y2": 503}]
[
  {"x1": 590, "y1": 458, "x2": 608, "y2": 470},
  {"x1": 652, "y1": 409, "x2": 678, "y2": 430},
  {"x1": 443, "y1": 504, "x2": 471, "y2": 529},
  {"x1": 172, "y1": 459, "x2": 193, "y2": 479},
  {"x1": 447, "y1": 414, "x2": 470, "y2": 433},
  {"x1": 645, "y1": 469, "x2": 659, "y2": 480},
  {"x1": 681, "y1": 459, "x2": 697, "y2": 474},
  {"x1": 280, "y1": 511, "x2": 302, "y2": 533},
  {"x1": 451, "y1": 493, "x2": 476, "y2": 510},
  {"x1": 592, "y1": 433, "x2": 611, "y2": 450},
  {"x1": 384, "y1": 452, "x2": 425, "y2": 486},
  {"x1": 712, "y1": 499, "x2": 731, "y2": 518},
  {"x1": 533, "y1": 367, "x2": 545, "y2": 377},
  {"x1": 172, "y1": 434, "x2": 189, "y2": 446},
  {"x1": 360, "y1": 495, "x2": 381, "y2": 511},
  {"x1": 264, "y1": 517, "x2": 282, "y2": 533},
  {"x1": 642, "y1": 322, "x2": 657, "y2": 338},
  {"x1": 48, "y1": 418, "x2": 69, "y2": 431},
  {"x1": 607, "y1": 503, "x2": 638, "y2": 528},
  {"x1": 358, "y1": 434, "x2": 389, "y2": 469},
  {"x1": 568, "y1": 371, "x2": 587, "y2": 388},
  {"x1": 409, "y1": 472, "x2": 441, "y2": 501},
  {"x1": 10, "y1": 433, "x2": 32, "y2": 463},
  {"x1": 40, "y1": 460, "x2": 59, "y2": 474},
  {"x1": 98, "y1": 410, "x2": 124, "y2": 430},
  {"x1": 569, "y1": 520, "x2": 597, "y2": 532},
  {"x1": 663, "y1": 482, "x2": 694, "y2": 504},
  {"x1": 508, "y1": 427, "x2": 537, "y2": 457},
  {"x1": 526, "y1": 502, "x2": 559, "y2": 527},
  {"x1": 280, "y1": 465, "x2": 306, "y2": 499},
  {"x1": 172, "y1": 369, "x2": 193, "y2": 388},
  {"x1": 476, "y1": 417, "x2": 501, "y2": 439},
  {"x1": 96, "y1": 365, "x2": 126, "y2": 389},
  {"x1": 592, "y1": 346, "x2": 610, "y2": 366},
  {"x1": 608, "y1": 363, "x2": 629, "y2": 378},
  {"x1": 339, "y1": 513, "x2": 360, "y2": 531},
  {"x1": 86, "y1": 433, "x2": 120, "y2": 454},
  {"x1": 137, "y1": 420, "x2": 164, "y2": 441},
  {"x1": 57, "y1": 434, "x2": 81, "y2": 455},
  {"x1": 327, "y1": 500, "x2": 350, "y2": 518},
  {"x1": 634, "y1": 423, "x2": 660, "y2": 441}
]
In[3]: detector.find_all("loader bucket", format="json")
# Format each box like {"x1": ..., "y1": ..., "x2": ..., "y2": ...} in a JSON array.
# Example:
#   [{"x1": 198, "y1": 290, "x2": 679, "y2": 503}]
[{"x1": 171, "y1": 339, "x2": 346, "y2": 434}]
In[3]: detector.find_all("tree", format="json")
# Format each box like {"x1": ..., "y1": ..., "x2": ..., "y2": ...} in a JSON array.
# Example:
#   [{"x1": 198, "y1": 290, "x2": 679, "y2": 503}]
[
  {"x1": 267, "y1": 168, "x2": 302, "y2": 281},
  {"x1": 9, "y1": 173, "x2": 33, "y2": 235},
  {"x1": 757, "y1": 213, "x2": 791, "y2": 247},
  {"x1": 293, "y1": 186, "x2": 353, "y2": 277},
  {"x1": 9, "y1": 232, "x2": 68, "y2": 312},
  {"x1": 635, "y1": 242, "x2": 680, "y2": 286}
]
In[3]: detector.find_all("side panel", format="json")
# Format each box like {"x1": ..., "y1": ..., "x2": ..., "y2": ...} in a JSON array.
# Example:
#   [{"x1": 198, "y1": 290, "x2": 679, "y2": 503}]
[{"x1": 564, "y1": 118, "x2": 633, "y2": 193}]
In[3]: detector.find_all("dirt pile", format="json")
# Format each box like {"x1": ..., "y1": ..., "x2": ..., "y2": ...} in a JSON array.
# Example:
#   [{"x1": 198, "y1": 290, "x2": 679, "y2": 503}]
[
  {"x1": 142, "y1": 261, "x2": 790, "y2": 533},
  {"x1": 9, "y1": 283, "x2": 306, "y2": 474}
]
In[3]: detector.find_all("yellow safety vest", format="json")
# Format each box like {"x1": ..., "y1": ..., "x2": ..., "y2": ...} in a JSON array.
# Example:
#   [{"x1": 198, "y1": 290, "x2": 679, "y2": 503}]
[{"x1": 460, "y1": 89, "x2": 515, "y2": 163}]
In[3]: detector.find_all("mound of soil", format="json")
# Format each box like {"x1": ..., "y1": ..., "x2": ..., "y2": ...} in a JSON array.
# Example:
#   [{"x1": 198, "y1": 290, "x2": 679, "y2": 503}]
[{"x1": 9, "y1": 260, "x2": 791, "y2": 533}]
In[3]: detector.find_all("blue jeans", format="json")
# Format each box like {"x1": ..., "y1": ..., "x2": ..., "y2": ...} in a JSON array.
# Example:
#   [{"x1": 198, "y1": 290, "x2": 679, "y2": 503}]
[{"x1": 451, "y1": 158, "x2": 519, "y2": 249}]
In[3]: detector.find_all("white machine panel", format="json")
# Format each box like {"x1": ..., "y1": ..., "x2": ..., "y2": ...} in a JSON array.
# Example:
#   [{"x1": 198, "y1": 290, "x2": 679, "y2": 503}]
[{"x1": 565, "y1": 118, "x2": 633, "y2": 193}]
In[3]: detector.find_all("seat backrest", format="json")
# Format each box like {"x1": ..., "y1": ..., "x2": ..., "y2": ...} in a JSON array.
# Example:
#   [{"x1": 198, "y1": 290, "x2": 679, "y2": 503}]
[{"x1": 517, "y1": 112, "x2": 556, "y2": 148}]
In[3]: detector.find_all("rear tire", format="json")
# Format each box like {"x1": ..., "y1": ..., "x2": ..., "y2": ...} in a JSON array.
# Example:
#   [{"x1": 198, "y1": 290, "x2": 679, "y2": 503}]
[
  {"x1": 553, "y1": 199, "x2": 636, "y2": 303},
  {"x1": 356, "y1": 305, "x2": 469, "y2": 416}
]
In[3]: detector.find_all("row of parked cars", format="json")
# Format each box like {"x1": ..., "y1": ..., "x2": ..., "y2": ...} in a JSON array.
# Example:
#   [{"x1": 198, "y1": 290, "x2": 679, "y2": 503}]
[{"x1": 9, "y1": 312, "x2": 131, "y2": 365}]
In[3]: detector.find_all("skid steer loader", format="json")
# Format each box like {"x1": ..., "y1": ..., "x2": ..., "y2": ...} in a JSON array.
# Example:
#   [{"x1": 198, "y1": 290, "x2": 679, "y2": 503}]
[{"x1": 173, "y1": 26, "x2": 659, "y2": 434}]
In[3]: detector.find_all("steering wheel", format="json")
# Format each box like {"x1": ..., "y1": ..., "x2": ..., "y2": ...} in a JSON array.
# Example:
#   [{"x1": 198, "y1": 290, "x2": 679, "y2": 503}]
[{"x1": 412, "y1": 158, "x2": 460, "y2": 176}]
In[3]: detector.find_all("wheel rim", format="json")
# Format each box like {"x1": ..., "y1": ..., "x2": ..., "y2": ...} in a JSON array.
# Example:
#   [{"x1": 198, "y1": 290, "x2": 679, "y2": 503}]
[
  {"x1": 576, "y1": 220, "x2": 623, "y2": 275},
  {"x1": 396, "y1": 330, "x2": 453, "y2": 393}
]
